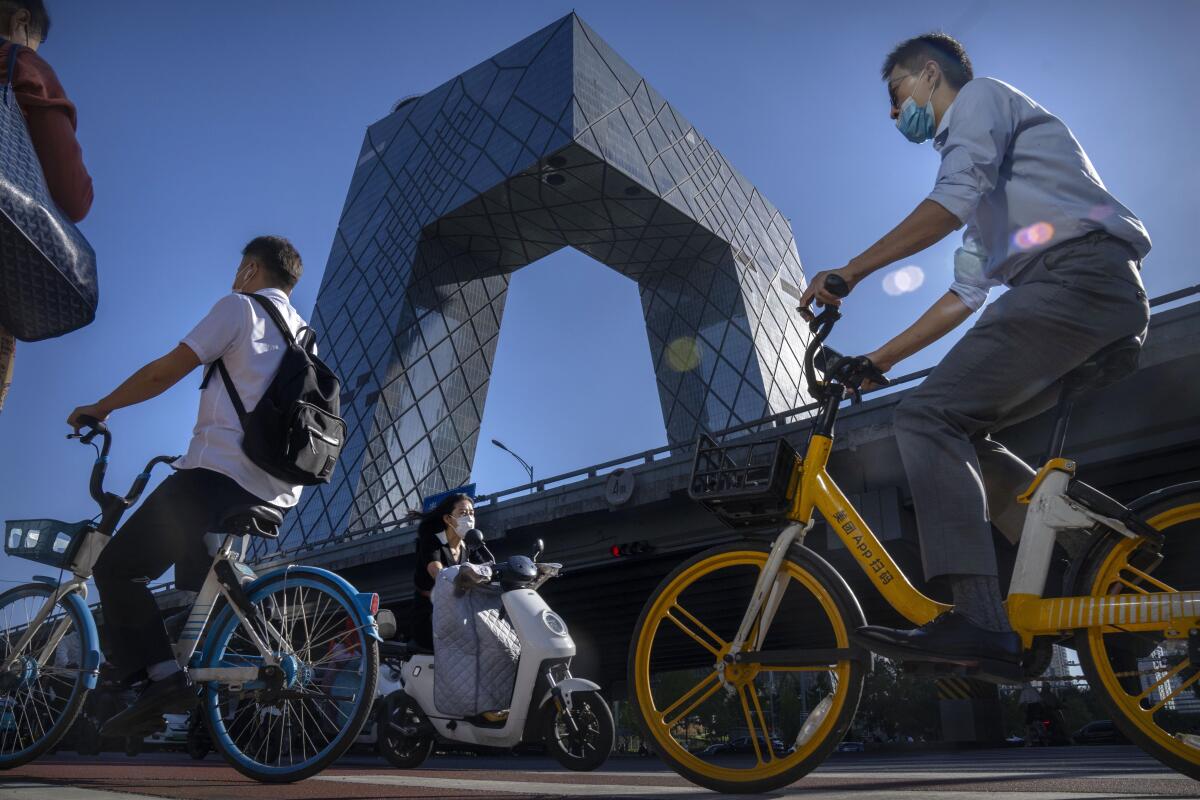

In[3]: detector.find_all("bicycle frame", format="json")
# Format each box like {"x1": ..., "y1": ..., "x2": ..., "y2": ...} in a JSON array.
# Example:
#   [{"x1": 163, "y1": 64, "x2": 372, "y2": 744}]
[
  {"x1": 176, "y1": 534, "x2": 292, "y2": 686},
  {"x1": 728, "y1": 429, "x2": 1194, "y2": 661},
  {"x1": 2, "y1": 532, "x2": 297, "y2": 692}
]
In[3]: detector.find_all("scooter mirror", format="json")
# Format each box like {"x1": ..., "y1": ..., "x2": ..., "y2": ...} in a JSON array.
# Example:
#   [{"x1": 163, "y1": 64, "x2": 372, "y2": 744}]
[
  {"x1": 533, "y1": 538, "x2": 544, "y2": 561},
  {"x1": 464, "y1": 528, "x2": 485, "y2": 551},
  {"x1": 376, "y1": 608, "x2": 397, "y2": 640}
]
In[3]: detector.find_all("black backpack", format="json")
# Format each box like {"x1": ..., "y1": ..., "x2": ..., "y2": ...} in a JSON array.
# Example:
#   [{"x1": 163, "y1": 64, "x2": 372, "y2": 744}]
[{"x1": 201, "y1": 293, "x2": 346, "y2": 486}]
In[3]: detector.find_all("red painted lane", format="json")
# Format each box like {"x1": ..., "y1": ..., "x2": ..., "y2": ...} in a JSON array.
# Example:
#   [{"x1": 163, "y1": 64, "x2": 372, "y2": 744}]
[{"x1": 1, "y1": 759, "x2": 691, "y2": 799}]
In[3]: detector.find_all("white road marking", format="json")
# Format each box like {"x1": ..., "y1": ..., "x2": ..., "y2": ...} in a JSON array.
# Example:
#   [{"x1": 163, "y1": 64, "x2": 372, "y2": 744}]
[{"x1": 0, "y1": 784, "x2": 164, "y2": 800}]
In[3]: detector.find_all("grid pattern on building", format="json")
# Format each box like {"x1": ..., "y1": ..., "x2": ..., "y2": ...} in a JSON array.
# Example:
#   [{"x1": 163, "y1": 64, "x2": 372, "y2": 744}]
[{"x1": 264, "y1": 14, "x2": 812, "y2": 557}]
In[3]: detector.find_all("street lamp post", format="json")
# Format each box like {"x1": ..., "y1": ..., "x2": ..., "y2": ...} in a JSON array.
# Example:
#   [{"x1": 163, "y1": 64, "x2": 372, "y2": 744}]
[{"x1": 491, "y1": 438, "x2": 534, "y2": 494}]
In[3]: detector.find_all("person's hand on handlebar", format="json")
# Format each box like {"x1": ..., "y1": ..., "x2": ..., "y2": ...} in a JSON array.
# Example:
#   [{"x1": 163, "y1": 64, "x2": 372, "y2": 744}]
[
  {"x1": 859, "y1": 349, "x2": 895, "y2": 392},
  {"x1": 67, "y1": 403, "x2": 110, "y2": 433},
  {"x1": 799, "y1": 267, "x2": 858, "y2": 311}
]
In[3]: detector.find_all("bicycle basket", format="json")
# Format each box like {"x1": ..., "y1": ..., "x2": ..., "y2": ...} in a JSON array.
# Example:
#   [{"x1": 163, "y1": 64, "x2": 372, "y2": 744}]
[
  {"x1": 688, "y1": 434, "x2": 800, "y2": 529},
  {"x1": 4, "y1": 519, "x2": 90, "y2": 568}
]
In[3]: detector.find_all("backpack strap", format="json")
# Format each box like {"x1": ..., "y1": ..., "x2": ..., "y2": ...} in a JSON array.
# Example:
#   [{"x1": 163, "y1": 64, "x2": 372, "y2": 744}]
[
  {"x1": 242, "y1": 292, "x2": 297, "y2": 346},
  {"x1": 201, "y1": 359, "x2": 248, "y2": 420},
  {"x1": 198, "y1": 293, "x2": 305, "y2": 416}
]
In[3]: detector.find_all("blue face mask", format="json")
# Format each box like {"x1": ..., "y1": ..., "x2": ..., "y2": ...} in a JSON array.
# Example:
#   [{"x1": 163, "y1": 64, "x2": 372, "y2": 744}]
[{"x1": 895, "y1": 72, "x2": 937, "y2": 144}]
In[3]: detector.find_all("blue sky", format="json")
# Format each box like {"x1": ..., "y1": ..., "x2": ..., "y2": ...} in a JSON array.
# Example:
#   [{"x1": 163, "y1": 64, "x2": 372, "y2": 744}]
[{"x1": 0, "y1": 0, "x2": 1196, "y2": 586}]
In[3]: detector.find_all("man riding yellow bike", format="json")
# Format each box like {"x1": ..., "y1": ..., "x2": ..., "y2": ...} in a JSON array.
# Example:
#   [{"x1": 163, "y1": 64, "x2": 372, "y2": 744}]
[{"x1": 799, "y1": 32, "x2": 1150, "y2": 670}]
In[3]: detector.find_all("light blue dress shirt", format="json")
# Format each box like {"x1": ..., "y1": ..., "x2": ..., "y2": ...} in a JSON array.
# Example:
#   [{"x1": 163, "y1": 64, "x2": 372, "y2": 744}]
[{"x1": 928, "y1": 78, "x2": 1151, "y2": 311}]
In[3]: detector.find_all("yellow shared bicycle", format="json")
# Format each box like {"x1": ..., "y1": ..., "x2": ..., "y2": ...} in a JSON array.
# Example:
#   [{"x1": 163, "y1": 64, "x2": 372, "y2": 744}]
[{"x1": 628, "y1": 278, "x2": 1200, "y2": 793}]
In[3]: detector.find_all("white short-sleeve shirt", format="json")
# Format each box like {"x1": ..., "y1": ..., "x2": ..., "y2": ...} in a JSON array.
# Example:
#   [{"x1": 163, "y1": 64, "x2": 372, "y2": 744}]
[{"x1": 174, "y1": 288, "x2": 309, "y2": 507}]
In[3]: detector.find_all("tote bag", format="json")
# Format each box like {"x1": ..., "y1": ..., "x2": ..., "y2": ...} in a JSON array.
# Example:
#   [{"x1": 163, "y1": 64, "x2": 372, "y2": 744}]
[{"x1": 0, "y1": 40, "x2": 97, "y2": 342}]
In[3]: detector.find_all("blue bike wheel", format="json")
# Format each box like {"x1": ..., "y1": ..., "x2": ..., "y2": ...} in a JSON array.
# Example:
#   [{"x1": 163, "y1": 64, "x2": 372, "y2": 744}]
[
  {"x1": 0, "y1": 583, "x2": 93, "y2": 768},
  {"x1": 200, "y1": 573, "x2": 378, "y2": 782}
]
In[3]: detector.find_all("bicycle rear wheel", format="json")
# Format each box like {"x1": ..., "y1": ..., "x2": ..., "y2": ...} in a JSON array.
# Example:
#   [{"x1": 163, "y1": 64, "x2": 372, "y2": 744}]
[
  {"x1": 201, "y1": 572, "x2": 379, "y2": 782},
  {"x1": 0, "y1": 583, "x2": 92, "y2": 768},
  {"x1": 1075, "y1": 487, "x2": 1200, "y2": 779},
  {"x1": 628, "y1": 542, "x2": 865, "y2": 794}
]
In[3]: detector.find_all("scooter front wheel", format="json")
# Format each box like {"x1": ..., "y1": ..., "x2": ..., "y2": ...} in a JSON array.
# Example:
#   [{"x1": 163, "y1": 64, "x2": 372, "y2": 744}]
[
  {"x1": 378, "y1": 691, "x2": 433, "y2": 769},
  {"x1": 542, "y1": 690, "x2": 614, "y2": 771}
]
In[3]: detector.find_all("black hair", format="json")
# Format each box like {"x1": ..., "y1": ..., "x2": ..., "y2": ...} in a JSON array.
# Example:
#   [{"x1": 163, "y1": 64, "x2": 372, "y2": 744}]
[
  {"x1": 882, "y1": 32, "x2": 973, "y2": 90},
  {"x1": 242, "y1": 235, "x2": 302, "y2": 291},
  {"x1": 0, "y1": 0, "x2": 50, "y2": 42},
  {"x1": 417, "y1": 493, "x2": 473, "y2": 539}
]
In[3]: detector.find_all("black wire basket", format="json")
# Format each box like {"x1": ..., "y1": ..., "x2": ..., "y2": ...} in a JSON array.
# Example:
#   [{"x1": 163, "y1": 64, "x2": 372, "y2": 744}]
[
  {"x1": 4, "y1": 519, "x2": 90, "y2": 569},
  {"x1": 688, "y1": 434, "x2": 800, "y2": 529}
]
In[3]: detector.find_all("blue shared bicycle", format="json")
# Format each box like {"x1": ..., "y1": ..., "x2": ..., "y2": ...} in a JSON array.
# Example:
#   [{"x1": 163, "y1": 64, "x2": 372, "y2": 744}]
[{"x1": 0, "y1": 418, "x2": 380, "y2": 781}]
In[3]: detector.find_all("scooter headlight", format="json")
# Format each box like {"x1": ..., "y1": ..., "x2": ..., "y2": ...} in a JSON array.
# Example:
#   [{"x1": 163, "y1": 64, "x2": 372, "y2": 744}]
[{"x1": 541, "y1": 610, "x2": 568, "y2": 636}]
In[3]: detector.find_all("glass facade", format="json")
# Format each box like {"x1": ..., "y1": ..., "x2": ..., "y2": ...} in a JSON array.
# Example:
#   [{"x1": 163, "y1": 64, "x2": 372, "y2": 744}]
[{"x1": 272, "y1": 13, "x2": 813, "y2": 554}]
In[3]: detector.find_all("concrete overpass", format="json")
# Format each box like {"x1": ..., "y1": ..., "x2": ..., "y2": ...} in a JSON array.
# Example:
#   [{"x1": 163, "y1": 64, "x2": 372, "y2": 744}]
[{"x1": 231, "y1": 293, "x2": 1200, "y2": 693}]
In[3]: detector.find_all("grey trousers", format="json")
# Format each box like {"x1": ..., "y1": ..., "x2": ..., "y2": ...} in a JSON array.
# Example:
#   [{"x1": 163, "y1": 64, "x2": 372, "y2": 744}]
[{"x1": 894, "y1": 232, "x2": 1149, "y2": 580}]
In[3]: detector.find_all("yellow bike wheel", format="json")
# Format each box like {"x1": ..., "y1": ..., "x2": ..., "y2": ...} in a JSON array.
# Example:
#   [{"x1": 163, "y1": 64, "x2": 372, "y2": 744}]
[
  {"x1": 1075, "y1": 487, "x2": 1200, "y2": 779},
  {"x1": 628, "y1": 542, "x2": 865, "y2": 794}
]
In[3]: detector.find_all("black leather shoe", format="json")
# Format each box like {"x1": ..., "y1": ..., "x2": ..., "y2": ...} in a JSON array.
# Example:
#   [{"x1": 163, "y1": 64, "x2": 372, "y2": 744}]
[
  {"x1": 101, "y1": 671, "x2": 197, "y2": 736},
  {"x1": 853, "y1": 611, "x2": 1022, "y2": 680}
]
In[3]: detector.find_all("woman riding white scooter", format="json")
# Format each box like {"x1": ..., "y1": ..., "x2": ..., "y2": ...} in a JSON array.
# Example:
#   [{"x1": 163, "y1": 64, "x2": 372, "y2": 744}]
[
  {"x1": 379, "y1": 528, "x2": 615, "y2": 771},
  {"x1": 408, "y1": 493, "x2": 486, "y2": 650}
]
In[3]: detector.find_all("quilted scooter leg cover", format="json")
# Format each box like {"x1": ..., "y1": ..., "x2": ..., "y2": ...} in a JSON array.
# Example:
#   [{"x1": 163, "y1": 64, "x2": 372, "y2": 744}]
[{"x1": 432, "y1": 564, "x2": 521, "y2": 716}]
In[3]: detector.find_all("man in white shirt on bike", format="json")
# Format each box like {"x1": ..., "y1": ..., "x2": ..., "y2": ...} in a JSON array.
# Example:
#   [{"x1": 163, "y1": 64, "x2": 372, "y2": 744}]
[{"x1": 67, "y1": 236, "x2": 310, "y2": 734}]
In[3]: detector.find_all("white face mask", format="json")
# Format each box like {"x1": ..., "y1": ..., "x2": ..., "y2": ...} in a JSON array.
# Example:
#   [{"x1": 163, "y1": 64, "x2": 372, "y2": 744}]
[{"x1": 453, "y1": 516, "x2": 475, "y2": 537}]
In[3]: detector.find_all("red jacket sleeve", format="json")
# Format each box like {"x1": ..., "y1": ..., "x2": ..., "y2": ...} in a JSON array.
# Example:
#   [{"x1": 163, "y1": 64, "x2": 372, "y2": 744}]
[{"x1": 2, "y1": 44, "x2": 93, "y2": 222}]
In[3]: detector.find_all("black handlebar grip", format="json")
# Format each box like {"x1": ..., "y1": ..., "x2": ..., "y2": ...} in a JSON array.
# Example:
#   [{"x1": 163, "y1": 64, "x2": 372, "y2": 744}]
[{"x1": 824, "y1": 274, "x2": 850, "y2": 298}]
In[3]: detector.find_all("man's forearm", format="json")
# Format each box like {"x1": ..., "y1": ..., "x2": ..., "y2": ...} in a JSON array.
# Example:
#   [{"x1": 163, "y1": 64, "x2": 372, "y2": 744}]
[
  {"x1": 92, "y1": 345, "x2": 201, "y2": 416},
  {"x1": 870, "y1": 291, "x2": 973, "y2": 371},
  {"x1": 845, "y1": 200, "x2": 962, "y2": 283},
  {"x1": 96, "y1": 361, "x2": 182, "y2": 414}
]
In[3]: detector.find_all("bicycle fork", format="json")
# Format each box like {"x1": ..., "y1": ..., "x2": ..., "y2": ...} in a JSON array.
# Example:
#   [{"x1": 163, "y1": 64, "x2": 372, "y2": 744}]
[
  {"x1": 1, "y1": 579, "x2": 90, "y2": 677},
  {"x1": 720, "y1": 521, "x2": 811, "y2": 684}
]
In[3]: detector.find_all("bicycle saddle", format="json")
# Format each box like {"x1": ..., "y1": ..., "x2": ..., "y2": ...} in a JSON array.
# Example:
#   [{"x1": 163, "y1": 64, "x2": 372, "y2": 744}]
[
  {"x1": 218, "y1": 504, "x2": 283, "y2": 538},
  {"x1": 1062, "y1": 334, "x2": 1142, "y2": 397}
]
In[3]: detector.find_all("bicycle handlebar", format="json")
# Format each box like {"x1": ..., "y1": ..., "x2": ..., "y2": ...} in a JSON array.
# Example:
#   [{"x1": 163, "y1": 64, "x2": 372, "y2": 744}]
[
  {"x1": 796, "y1": 274, "x2": 890, "y2": 401},
  {"x1": 66, "y1": 419, "x2": 178, "y2": 521}
]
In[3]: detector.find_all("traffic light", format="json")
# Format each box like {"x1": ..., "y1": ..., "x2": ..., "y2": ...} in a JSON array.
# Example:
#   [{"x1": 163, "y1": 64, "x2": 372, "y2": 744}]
[{"x1": 609, "y1": 540, "x2": 655, "y2": 558}]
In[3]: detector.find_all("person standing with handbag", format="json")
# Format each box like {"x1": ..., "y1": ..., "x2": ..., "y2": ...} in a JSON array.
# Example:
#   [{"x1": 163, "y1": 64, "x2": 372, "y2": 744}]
[{"x1": 0, "y1": 0, "x2": 93, "y2": 413}]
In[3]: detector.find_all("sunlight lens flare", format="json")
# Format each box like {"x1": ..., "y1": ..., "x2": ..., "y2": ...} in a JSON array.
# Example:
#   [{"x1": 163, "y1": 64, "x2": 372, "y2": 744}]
[
  {"x1": 1012, "y1": 221, "x2": 1055, "y2": 250},
  {"x1": 665, "y1": 337, "x2": 702, "y2": 372},
  {"x1": 881, "y1": 265, "x2": 925, "y2": 296}
]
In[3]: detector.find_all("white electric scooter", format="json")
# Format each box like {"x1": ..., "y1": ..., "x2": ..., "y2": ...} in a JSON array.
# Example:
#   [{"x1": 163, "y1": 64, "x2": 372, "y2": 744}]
[{"x1": 377, "y1": 531, "x2": 615, "y2": 771}]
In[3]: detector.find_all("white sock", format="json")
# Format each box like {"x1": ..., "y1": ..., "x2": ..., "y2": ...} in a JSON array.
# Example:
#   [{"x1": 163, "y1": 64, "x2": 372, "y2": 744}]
[{"x1": 147, "y1": 660, "x2": 181, "y2": 682}]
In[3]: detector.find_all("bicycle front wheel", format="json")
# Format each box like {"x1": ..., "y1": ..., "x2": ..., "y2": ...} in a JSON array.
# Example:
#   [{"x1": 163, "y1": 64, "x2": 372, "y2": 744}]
[
  {"x1": 1075, "y1": 487, "x2": 1200, "y2": 779},
  {"x1": 628, "y1": 542, "x2": 865, "y2": 794},
  {"x1": 0, "y1": 583, "x2": 92, "y2": 768},
  {"x1": 201, "y1": 572, "x2": 379, "y2": 782}
]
